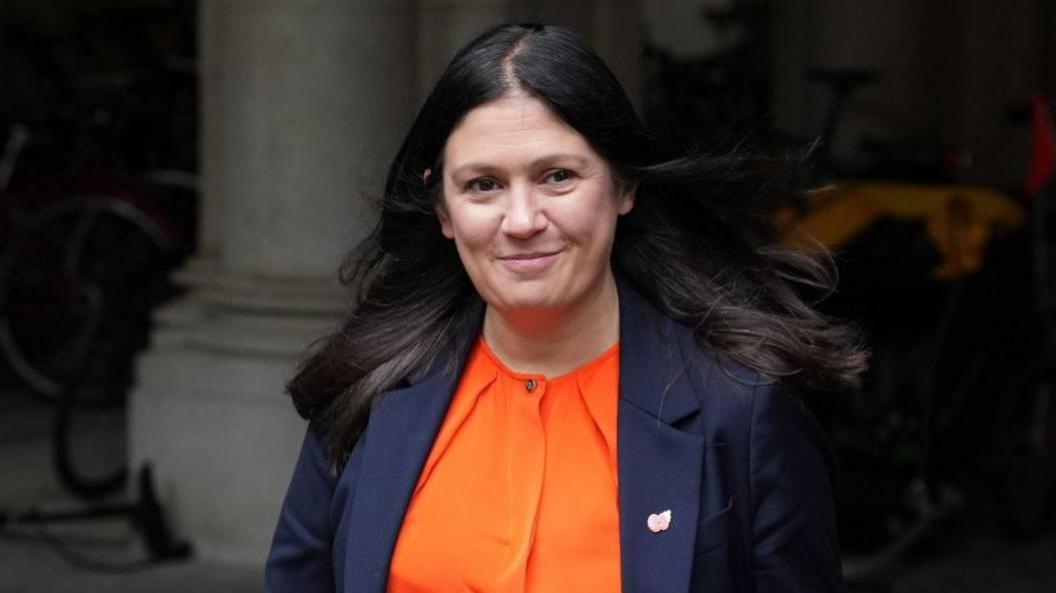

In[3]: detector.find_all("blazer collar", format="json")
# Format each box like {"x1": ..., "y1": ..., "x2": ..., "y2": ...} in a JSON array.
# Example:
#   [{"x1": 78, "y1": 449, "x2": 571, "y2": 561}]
[
  {"x1": 340, "y1": 279, "x2": 707, "y2": 593},
  {"x1": 615, "y1": 279, "x2": 704, "y2": 424},
  {"x1": 615, "y1": 280, "x2": 708, "y2": 592},
  {"x1": 337, "y1": 306, "x2": 477, "y2": 593}
]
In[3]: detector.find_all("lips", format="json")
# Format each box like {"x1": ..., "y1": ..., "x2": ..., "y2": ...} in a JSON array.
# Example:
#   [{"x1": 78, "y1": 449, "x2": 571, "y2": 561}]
[
  {"x1": 498, "y1": 250, "x2": 562, "y2": 261},
  {"x1": 496, "y1": 248, "x2": 564, "y2": 272}
]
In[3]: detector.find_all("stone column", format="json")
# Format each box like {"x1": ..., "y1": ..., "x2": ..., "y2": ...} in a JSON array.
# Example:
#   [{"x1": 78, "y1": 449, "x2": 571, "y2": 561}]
[
  {"x1": 415, "y1": 0, "x2": 508, "y2": 100},
  {"x1": 585, "y1": 0, "x2": 643, "y2": 107},
  {"x1": 129, "y1": 0, "x2": 416, "y2": 565}
]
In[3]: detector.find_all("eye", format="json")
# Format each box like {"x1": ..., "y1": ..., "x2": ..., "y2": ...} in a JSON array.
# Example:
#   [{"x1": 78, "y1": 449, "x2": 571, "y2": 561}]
[
  {"x1": 465, "y1": 177, "x2": 500, "y2": 193},
  {"x1": 544, "y1": 169, "x2": 576, "y2": 185}
]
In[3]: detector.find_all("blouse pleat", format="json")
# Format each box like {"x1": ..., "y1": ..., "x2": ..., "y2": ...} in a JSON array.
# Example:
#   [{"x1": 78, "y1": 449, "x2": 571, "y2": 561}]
[{"x1": 388, "y1": 336, "x2": 622, "y2": 593}]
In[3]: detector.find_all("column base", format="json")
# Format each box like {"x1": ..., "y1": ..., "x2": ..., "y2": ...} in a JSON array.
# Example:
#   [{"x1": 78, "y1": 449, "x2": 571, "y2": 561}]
[{"x1": 129, "y1": 258, "x2": 343, "y2": 565}]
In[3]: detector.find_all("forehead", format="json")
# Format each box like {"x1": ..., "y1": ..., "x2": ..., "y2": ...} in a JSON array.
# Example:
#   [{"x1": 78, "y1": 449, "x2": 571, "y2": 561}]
[{"x1": 442, "y1": 93, "x2": 600, "y2": 167}]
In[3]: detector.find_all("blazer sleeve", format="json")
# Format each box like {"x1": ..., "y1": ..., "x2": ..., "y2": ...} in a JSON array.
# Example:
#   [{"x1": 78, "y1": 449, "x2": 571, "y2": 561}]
[
  {"x1": 749, "y1": 383, "x2": 846, "y2": 592},
  {"x1": 265, "y1": 421, "x2": 338, "y2": 593}
]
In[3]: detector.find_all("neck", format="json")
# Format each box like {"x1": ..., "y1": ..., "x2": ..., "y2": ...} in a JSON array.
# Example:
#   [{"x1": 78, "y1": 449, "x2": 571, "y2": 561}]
[{"x1": 482, "y1": 271, "x2": 621, "y2": 377}]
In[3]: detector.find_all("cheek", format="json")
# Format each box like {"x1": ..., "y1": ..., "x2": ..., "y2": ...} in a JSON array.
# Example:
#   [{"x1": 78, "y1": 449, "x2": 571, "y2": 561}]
[
  {"x1": 449, "y1": 206, "x2": 501, "y2": 252},
  {"x1": 554, "y1": 195, "x2": 620, "y2": 248}
]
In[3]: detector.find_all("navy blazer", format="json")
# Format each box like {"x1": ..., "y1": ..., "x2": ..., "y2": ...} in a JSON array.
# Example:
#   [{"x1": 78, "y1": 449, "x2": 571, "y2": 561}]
[{"x1": 266, "y1": 281, "x2": 845, "y2": 592}]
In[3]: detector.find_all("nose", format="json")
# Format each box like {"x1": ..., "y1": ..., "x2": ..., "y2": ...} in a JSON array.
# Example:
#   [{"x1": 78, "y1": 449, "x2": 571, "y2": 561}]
[{"x1": 500, "y1": 183, "x2": 547, "y2": 238}]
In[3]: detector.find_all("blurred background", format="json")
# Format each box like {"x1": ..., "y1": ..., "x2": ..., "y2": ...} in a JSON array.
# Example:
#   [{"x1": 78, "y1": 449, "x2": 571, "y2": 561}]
[{"x1": 0, "y1": 0, "x2": 1053, "y2": 591}]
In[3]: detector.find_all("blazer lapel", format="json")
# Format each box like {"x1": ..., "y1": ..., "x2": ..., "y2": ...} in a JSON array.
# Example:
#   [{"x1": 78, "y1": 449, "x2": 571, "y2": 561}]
[
  {"x1": 616, "y1": 281, "x2": 708, "y2": 593},
  {"x1": 339, "y1": 315, "x2": 481, "y2": 593}
]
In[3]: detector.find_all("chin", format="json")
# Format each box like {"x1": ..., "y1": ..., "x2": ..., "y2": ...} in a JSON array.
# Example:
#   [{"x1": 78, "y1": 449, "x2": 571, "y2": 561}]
[{"x1": 487, "y1": 285, "x2": 564, "y2": 313}]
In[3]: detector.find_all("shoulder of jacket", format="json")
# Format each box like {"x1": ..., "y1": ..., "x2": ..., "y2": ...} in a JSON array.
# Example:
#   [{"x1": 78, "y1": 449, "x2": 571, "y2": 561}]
[{"x1": 683, "y1": 335, "x2": 784, "y2": 411}]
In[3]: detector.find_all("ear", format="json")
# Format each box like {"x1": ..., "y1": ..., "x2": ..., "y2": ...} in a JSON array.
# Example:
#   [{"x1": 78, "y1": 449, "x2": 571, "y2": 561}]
[
  {"x1": 434, "y1": 200, "x2": 454, "y2": 239},
  {"x1": 617, "y1": 181, "x2": 637, "y2": 215},
  {"x1": 425, "y1": 168, "x2": 455, "y2": 239}
]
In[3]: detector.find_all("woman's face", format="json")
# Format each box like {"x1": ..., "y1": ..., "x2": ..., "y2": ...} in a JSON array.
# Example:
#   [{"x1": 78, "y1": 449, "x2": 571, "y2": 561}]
[{"x1": 435, "y1": 92, "x2": 635, "y2": 315}]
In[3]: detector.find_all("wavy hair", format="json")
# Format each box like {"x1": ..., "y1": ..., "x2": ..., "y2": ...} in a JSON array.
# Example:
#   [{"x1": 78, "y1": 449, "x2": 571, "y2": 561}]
[{"x1": 288, "y1": 23, "x2": 868, "y2": 465}]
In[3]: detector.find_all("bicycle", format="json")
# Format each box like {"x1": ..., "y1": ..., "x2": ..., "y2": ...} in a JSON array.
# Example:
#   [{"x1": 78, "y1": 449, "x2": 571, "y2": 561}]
[
  {"x1": 0, "y1": 120, "x2": 191, "y2": 403},
  {"x1": 0, "y1": 6, "x2": 197, "y2": 570},
  {"x1": 776, "y1": 83, "x2": 1056, "y2": 585}
]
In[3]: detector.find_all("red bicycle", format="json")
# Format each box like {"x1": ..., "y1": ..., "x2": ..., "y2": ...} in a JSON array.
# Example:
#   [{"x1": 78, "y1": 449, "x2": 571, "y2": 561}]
[{"x1": 0, "y1": 120, "x2": 194, "y2": 402}]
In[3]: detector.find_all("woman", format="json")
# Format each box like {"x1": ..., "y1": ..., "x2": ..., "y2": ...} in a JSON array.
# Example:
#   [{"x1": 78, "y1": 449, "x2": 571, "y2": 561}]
[{"x1": 266, "y1": 23, "x2": 866, "y2": 593}]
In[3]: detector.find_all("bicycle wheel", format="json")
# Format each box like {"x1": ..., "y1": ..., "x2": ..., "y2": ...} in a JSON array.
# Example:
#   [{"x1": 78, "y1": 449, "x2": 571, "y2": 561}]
[{"x1": 0, "y1": 196, "x2": 182, "y2": 402}]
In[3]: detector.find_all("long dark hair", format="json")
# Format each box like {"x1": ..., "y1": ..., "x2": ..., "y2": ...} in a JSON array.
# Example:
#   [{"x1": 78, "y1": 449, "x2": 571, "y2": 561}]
[{"x1": 289, "y1": 24, "x2": 868, "y2": 465}]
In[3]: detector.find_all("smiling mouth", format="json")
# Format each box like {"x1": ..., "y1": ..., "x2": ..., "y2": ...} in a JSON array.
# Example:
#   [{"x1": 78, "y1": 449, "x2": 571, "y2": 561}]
[
  {"x1": 496, "y1": 249, "x2": 564, "y2": 271},
  {"x1": 498, "y1": 250, "x2": 563, "y2": 261}
]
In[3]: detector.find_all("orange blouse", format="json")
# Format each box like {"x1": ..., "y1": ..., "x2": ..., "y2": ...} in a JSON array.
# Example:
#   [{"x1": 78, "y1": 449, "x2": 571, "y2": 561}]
[{"x1": 388, "y1": 335, "x2": 622, "y2": 592}]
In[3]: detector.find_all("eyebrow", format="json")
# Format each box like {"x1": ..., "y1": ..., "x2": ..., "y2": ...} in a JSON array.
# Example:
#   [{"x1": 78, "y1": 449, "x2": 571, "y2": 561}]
[{"x1": 447, "y1": 153, "x2": 591, "y2": 177}]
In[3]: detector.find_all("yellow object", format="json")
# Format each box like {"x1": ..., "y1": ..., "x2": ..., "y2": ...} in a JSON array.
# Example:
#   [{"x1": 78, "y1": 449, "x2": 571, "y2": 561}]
[{"x1": 777, "y1": 181, "x2": 1025, "y2": 278}]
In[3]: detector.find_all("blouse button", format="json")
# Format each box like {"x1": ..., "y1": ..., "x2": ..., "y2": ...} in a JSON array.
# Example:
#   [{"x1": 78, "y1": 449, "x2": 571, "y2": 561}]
[{"x1": 525, "y1": 378, "x2": 537, "y2": 393}]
